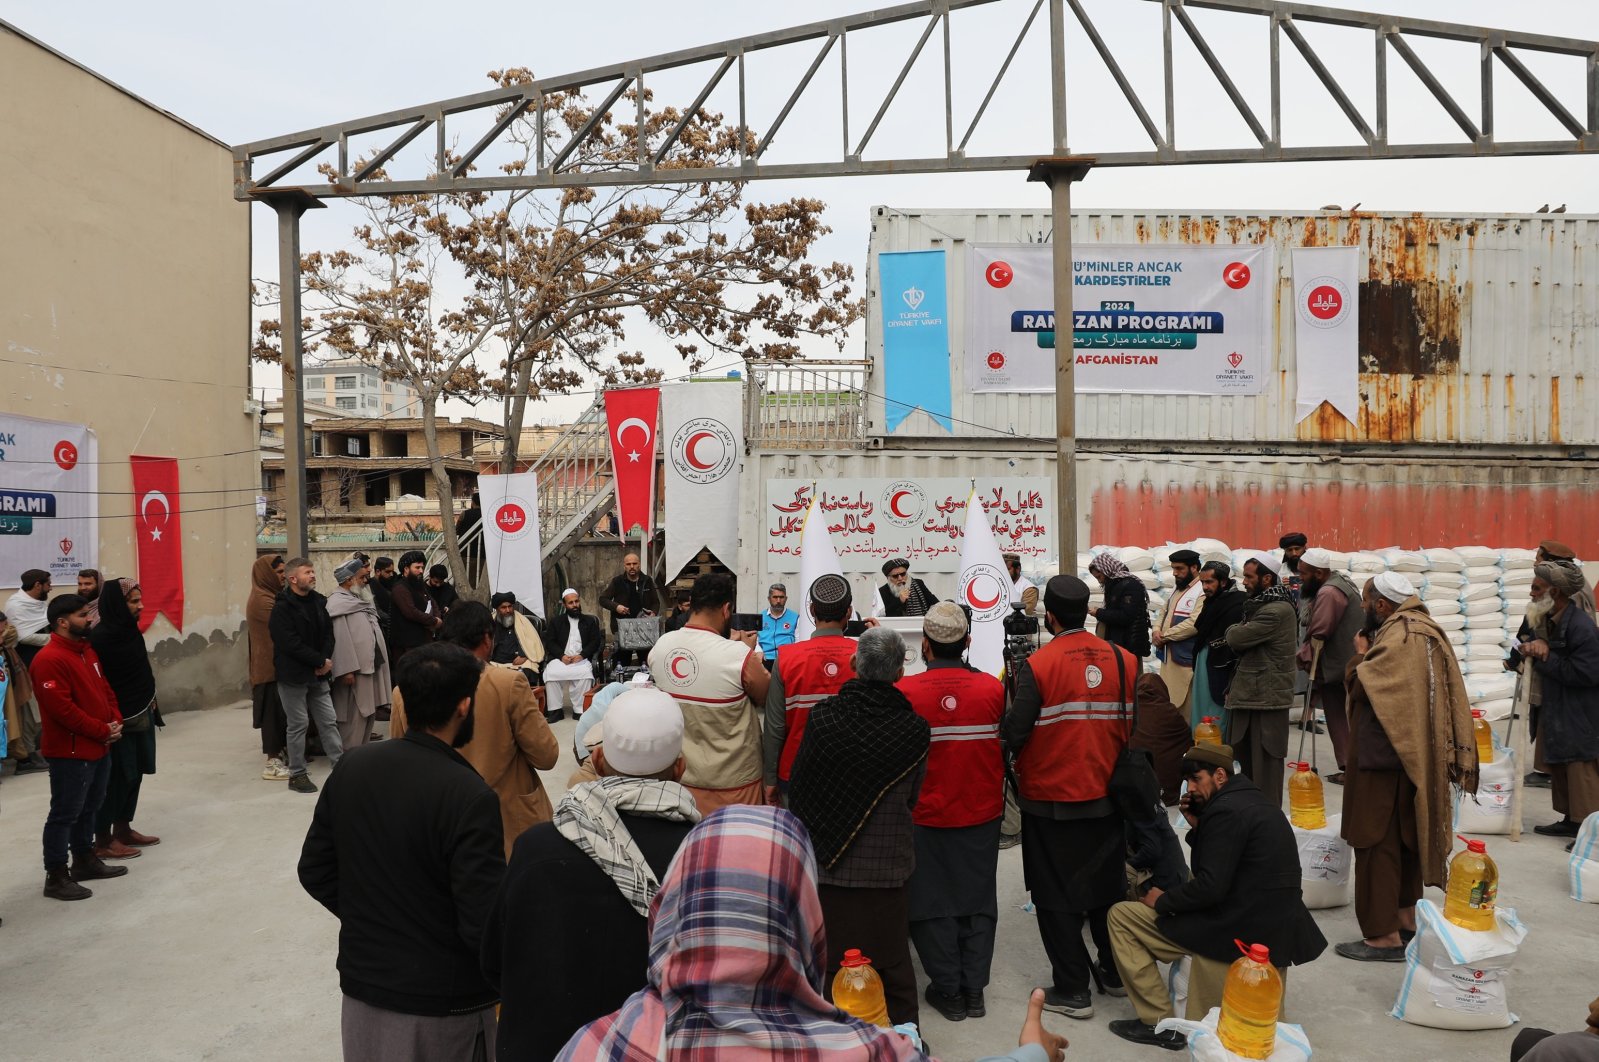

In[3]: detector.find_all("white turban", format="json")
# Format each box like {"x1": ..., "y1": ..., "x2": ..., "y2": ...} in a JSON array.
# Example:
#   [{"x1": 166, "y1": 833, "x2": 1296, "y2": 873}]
[
  {"x1": 1300, "y1": 547, "x2": 1333, "y2": 571},
  {"x1": 1372, "y1": 571, "x2": 1416, "y2": 604}
]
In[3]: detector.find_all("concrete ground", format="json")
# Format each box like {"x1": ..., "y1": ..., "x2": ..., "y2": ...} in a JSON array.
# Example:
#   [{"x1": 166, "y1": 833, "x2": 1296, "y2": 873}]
[{"x1": 0, "y1": 704, "x2": 1592, "y2": 1061}]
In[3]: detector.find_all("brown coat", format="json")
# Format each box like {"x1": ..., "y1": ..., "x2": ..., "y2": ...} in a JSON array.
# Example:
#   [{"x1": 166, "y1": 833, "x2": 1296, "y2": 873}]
[
  {"x1": 1341, "y1": 653, "x2": 1415, "y2": 849},
  {"x1": 247, "y1": 556, "x2": 282, "y2": 685},
  {"x1": 391, "y1": 664, "x2": 559, "y2": 858}
]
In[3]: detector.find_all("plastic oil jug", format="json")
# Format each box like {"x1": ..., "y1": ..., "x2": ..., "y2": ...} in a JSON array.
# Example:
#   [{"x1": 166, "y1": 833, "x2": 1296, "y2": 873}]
[
  {"x1": 1194, "y1": 716, "x2": 1223, "y2": 747},
  {"x1": 1443, "y1": 836, "x2": 1499, "y2": 932},
  {"x1": 832, "y1": 949, "x2": 891, "y2": 1027},
  {"x1": 1287, "y1": 761, "x2": 1327, "y2": 830},
  {"x1": 1472, "y1": 709, "x2": 1495, "y2": 765},
  {"x1": 1217, "y1": 940, "x2": 1283, "y2": 1060}
]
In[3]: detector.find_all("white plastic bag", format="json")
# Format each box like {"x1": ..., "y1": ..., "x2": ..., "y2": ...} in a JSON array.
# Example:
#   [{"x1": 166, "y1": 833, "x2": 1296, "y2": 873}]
[
  {"x1": 1462, "y1": 598, "x2": 1503, "y2": 617},
  {"x1": 1391, "y1": 899, "x2": 1524, "y2": 1031},
  {"x1": 1119, "y1": 546, "x2": 1156, "y2": 572},
  {"x1": 1462, "y1": 582, "x2": 1501, "y2": 603},
  {"x1": 1293, "y1": 814, "x2": 1351, "y2": 909},
  {"x1": 1382, "y1": 549, "x2": 1429, "y2": 572},
  {"x1": 1427, "y1": 600, "x2": 1463, "y2": 617},
  {"x1": 1569, "y1": 811, "x2": 1599, "y2": 903},
  {"x1": 1425, "y1": 571, "x2": 1467, "y2": 590},
  {"x1": 1423, "y1": 548, "x2": 1466, "y2": 572},
  {"x1": 1157, "y1": 1010, "x2": 1313, "y2": 1062},
  {"x1": 1476, "y1": 698, "x2": 1515, "y2": 723},
  {"x1": 1351, "y1": 551, "x2": 1389, "y2": 573},
  {"x1": 1465, "y1": 674, "x2": 1516, "y2": 701},
  {"x1": 1463, "y1": 565, "x2": 1505, "y2": 582},
  {"x1": 1456, "y1": 546, "x2": 1502, "y2": 566},
  {"x1": 1454, "y1": 747, "x2": 1518, "y2": 835},
  {"x1": 1466, "y1": 613, "x2": 1505, "y2": 630},
  {"x1": 1500, "y1": 548, "x2": 1537, "y2": 570}
]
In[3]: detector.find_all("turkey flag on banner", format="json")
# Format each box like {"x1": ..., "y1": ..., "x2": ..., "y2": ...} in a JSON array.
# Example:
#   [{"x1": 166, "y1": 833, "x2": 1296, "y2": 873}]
[
  {"x1": 130, "y1": 455, "x2": 184, "y2": 632},
  {"x1": 603, "y1": 388, "x2": 660, "y2": 537}
]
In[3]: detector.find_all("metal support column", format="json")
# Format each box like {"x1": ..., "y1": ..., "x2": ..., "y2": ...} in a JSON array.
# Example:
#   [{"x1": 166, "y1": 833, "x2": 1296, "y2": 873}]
[
  {"x1": 256, "y1": 189, "x2": 325, "y2": 560},
  {"x1": 1028, "y1": 156, "x2": 1093, "y2": 568}
]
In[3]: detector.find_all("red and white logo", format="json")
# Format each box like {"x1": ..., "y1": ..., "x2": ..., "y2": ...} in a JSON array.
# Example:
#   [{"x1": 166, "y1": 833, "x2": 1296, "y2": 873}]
[
  {"x1": 1222, "y1": 261, "x2": 1251, "y2": 289},
  {"x1": 1228, "y1": 352, "x2": 1243, "y2": 368},
  {"x1": 664, "y1": 649, "x2": 699, "y2": 687},
  {"x1": 960, "y1": 563, "x2": 1010, "y2": 624},
  {"x1": 939, "y1": 694, "x2": 958, "y2": 712},
  {"x1": 1298, "y1": 277, "x2": 1351, "y2": 329},
  {"x1": 491, "y1": 496, "x2": 534, "y2": 542},
  {"x1": 823, "y1": 661, "x2": 841, "y2": 678},
  {"x1": 669, "y1": 417, "x2": 736, "y2": 485},
  {"x1": 1085, "y1": 664, "x2": 1104, "y2": 689},
  {"x1": 41, "y1": 680, "x2": 57, "y2": 690},
  {"x1": 984, "y1": 260, "x2": 1014, "y2": 288},
  {"x1": 986, "y1": 351, "x2": 1006, "y2": 370},
  {"x1": 881, "y1": 480, "x2": 926, "y2": 527},
  {"x1": 59, "y1": 537, "x2": 74, "y2": 556},
  {"x1": 54, "y1": 440, "x2": 78, "y2": 471}
]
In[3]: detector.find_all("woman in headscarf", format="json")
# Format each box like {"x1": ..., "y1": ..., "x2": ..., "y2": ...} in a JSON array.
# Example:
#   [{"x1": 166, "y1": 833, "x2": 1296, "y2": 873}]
[
  {"x1": 248, "y1": 554, "x2": 290, "y2": 780},
  {"x1": 90, "y1": 579, "x2": 163, "y2": 859},
  {"x1": 558, "y1": 804, "x2": 1068, "y2": 1062},
  {"x1": 1088, "y1": 553, "x2": 1151, "y2": 660}
]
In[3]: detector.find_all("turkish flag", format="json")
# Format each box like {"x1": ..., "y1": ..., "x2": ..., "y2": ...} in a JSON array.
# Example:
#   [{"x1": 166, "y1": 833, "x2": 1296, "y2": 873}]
[
  {"x1": 603, "y1": 389, "x2": 660, "y2": 537},
  {"x1": 130, "y1": 455, "x2": 184, "y2": 632}
]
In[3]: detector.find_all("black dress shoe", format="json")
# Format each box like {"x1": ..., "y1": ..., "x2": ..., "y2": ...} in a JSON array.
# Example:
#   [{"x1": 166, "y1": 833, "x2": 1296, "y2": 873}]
[
  {"x1": 1109, "y1": 1018, "x2": 1187, "y2": 1051},
  {"x1": 1093, "y1": 960, "x2": 1128, "y2": 997},
  {"x1": 923, "y1": 985, "x2": 966, "y2": 1022},
  {"x1": 1334, "y1": 940, "x2": 1406, "y2": 962},
  {"x1": 544, "y1": 710, "x2": 564, "y2": 725},
  {"x1": 963, "y1": 990, "x2": 986, "y2": 1018},
  {"x1": 1535, "y1": 819, "x2": 1580, "y2": 838},
  {"x1": 15, "y1": 753, "x2": 49, "y2": 774},
  {"x1": 1524, "y1": 771, "x2": 1553, "y2": 789}
]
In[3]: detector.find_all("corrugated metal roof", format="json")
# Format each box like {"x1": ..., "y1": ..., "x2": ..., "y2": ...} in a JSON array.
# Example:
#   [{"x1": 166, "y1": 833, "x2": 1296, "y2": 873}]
[{"x1": 867, "y1": 207, "x2": 1596, "y2": 448}]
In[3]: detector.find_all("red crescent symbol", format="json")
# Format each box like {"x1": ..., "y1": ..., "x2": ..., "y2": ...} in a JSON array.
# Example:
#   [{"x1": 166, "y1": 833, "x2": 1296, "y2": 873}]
[
  {"x1": 684, "y1": 431, "x2": 718, "y2": 471},
  {"x1": 966, "y1": 577, "x2": 1001, "y2": 610},
  {"x1": 670, "y1": 656, "x2": 690, "y2": 679},
  {"x1": 889, "y1": 490, "x2": 913, "y2": 519}
]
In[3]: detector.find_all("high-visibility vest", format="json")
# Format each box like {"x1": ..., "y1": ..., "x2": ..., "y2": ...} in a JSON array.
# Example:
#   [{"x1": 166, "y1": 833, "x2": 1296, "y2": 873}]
[
  {"x1": 1015, "y1": 630, "x2": 1134, "y2": 804},
  {"x1": 773, "y1": 634, "x2": 856, "y2": 782},
  {"x1": 899, "y1": 664, "x2": 1005, "y2": 828},
  {"x1": 648, "y1": 625, "x2": 759, "y2": 791}
]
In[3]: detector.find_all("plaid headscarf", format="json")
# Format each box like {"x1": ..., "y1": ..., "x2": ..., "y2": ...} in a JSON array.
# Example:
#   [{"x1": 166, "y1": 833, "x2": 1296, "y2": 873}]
[
  {"x1": 556, "y1": 806, "x2": 930, "y2": 1062},
  {"x1": 1089, "y1": 552, "x2": 1132, "y2": 580}
]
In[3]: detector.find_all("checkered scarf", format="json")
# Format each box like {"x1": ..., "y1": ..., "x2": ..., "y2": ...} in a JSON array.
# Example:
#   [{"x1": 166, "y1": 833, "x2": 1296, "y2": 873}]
[
  {"x1": 554, "y1": 776, "x2": 702, "y2": 916},
  {"x1": 1089, "y1": 553, "x2": 1132, "y2": 580},
  {"x1": 556, "y1": 806, "x2": 929, "y2": 1062}
]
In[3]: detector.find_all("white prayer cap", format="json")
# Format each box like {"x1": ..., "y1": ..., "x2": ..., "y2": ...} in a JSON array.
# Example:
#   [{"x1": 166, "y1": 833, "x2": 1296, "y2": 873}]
[
  {"x1": 589, "y1": 689, "x2": 683, "y2": 776},
  {"x1": 1373, "y1": 571, "x2": 1416, "y2": 604},
  {"x1": 1300, "y1": 547, "x2": 1333, "y2": 571},
  {"x1": 560, "y1": 587, "x2": 579, "y2": 600},
  {"x1": 1247, "y1": 550, "x2": 1283, "y2": 576}
]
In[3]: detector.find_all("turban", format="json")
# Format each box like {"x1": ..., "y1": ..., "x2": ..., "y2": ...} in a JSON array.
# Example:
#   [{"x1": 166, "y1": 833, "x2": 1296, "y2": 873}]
[
  {"x1": 1372, "y1": 571, "x2": 1416, "y2": 604},
  {"x1": 809, "y1": 573, "x2": 851, "y2": 606},
  {"x1": 1088, "y1": 553, "x2": 1132, "y2": 580},
  {"x1": 491, "y1": 592, "x2": 516, "y2": 607},
  {"x1": 1279, "y1": 532, "x2": 1308, "y2": 548},
  {"x1": 398, "y1": 550, "x2": 426, "y2": 569},
  {"x1": 1168, "y1": 549, "x2": 1201, "y2": 567},
  {"x1": 1535, "y1": 561, "x2": 1586, "y2": 598},
  {"x1": 1299, "y1": 547, "x2": 1333, "y2": 571},
  {"x1": 881, "y1": 558, "x2": 909, "y2": 577},
  {"x1": 333, "y1": 558, "x2": 364, "y2": 584}
]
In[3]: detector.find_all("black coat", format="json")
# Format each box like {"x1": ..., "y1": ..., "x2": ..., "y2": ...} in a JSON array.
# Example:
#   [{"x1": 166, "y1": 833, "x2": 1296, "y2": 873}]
[
  {"x1": 1194, "y1": 588, "x2": 1248, "y2": 704},
  {"x1": 483, "y1": 814, "x2": 694, "y2": 1062},
  {"x1": 298, "y1": 731, "x2": 505, "y2": 1017},
  {"x1": 1153, "y1": 775, "x2": 1327, "y2": 967},
  {"x1": 1534, "y1": 604, "x2": 1599, "y2": 764},
  {"x1": 542, "y1": 611, "x2": 604, "y2": 664},
  {"x1": 268, "y1": 587, "x2": 335, "y2": 686},
  {"x1": 389, "y1": 576, "x2": 439, "y2": 654},
  {"x1": 598, "y1": 574, "x2": 662, "y2": 632},
  {"x1": 1097, "y1": 575, "x2": 1152, "y2": 659}
]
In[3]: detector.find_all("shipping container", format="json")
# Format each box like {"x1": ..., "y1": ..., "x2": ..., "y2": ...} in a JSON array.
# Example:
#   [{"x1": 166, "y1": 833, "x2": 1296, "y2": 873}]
[{"x1": 866, "y1": 208, "x2": 1597, "y2": 448}]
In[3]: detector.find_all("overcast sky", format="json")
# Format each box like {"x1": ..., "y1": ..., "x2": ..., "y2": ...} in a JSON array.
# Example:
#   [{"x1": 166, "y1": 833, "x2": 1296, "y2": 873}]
[{"x1": 7, "y1": 0, "x2": 1597, "y2": 424}]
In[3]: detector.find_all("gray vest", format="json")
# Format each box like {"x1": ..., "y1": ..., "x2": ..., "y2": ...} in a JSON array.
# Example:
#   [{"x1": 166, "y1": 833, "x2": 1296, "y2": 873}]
[{"x1": 1300, "y1": 571, "x2": 1365, "y2": 683}]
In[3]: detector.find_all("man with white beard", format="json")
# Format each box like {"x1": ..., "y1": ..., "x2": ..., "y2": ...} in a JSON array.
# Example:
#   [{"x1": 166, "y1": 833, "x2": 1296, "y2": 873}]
[
  {"x1": 327, "y1": 558, "x2": 391, "y2": 750},
  {"x1": 1522, "y1": 562, "x2": 1599, "y2": 846}
]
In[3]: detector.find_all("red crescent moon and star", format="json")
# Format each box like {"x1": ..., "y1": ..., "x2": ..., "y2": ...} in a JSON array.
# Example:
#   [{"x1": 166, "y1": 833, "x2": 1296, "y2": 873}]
[
  {"x1": 684, "y1": 431, "x2": 718, "y2": 471},
  {"x1": 1223, "y1": 261, "x2": 1251, "y2": 289},
  {"x1": 966, "y1": 577, "x2": 1002, "y2": 611},
  {"x1": 54, "y1": 441, "x2": 78, "y2": 471},
  {"x1": 889, "y1": 490, "x2": 913, "y2": 519}
]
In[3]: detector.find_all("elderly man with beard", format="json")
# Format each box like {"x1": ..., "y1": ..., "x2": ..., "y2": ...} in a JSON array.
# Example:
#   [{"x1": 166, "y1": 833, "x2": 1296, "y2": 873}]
[
  {"x1": 1538, "y1": 541, "x2": 1597, "y2": 618},
  {"x1": 1522, "y1": 562, "x2": 1599, "y2": 847},
  {"x1": 1336, "y1": 571, "x2": 1478, "y2": 961},
  {"x1": 1152, "y1": 549, "x2": 1205, "y2": 708},
  {"x1": 327, "y1": 558, "x2": 391, "y2": 751},
  {"x1": 489, "y1": 591, "x2": 544, "y2": 687},
  {"x1": 1295, "y1": 547, "x2": 1365, "y2": 783},
  {"x1": 1512, "y1": 546, "x2": 1595, "y2": 789},
  {"x1": 1222, "y1": 554, "x2": 1299, "y2": 806},
  {"x1": 542, "y1": 589, "x2": 604, "y2": 724}
]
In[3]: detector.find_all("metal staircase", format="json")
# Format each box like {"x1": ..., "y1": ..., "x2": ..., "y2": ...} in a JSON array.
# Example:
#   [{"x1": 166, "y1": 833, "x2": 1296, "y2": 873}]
[{"x1": 529, "y1": 398, "x2": 615, "y2": 565}]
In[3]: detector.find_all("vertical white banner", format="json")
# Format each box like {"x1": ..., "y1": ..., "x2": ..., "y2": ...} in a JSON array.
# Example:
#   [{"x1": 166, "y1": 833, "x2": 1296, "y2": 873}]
[
  {"x1": 1292, "y1": 246, "x2": 1362, "y2": 424},
  {"x1": 662, "y1": 379, "x2": 744, "y2": 583},
  {"x1": 477, "y1": 471, "x2": 545, "y2": 616},
  {"x1": 795, "y1": 495, "x2": 847, "y2": 641},
  {"x1": 957, "y1": 488, "x2": 1010, "y2": 678},
  {"x1": 0, "y1": 413, "x2": 98, "y2": 588}
]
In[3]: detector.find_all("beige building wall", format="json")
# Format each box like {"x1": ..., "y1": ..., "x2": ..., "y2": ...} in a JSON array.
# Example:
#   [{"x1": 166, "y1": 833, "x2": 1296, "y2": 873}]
[{"x1": 0, "y1": 25, "x2": 254, "y2": 711}]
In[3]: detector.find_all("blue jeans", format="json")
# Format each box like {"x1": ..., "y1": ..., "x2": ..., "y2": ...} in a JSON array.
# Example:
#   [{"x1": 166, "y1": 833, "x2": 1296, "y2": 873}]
[
  {"x1": 280, "y1": 680, "x2": 343, "y2": 776},
  {"x1": 43, "y1": 756, "x2": 111, "y2": 869}
]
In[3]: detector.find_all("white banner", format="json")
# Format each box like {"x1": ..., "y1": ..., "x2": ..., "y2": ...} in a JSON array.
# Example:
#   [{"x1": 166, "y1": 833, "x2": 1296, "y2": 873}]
[
  {"x1": 0, "y1": 413, "x2": 98, "y2": 589},
  {"x1": 766, "y1": 478, "x2": 1052, "y2": 574},
  {"x1": 794, "y1": 494, "x2": 846, "y2": 641},
  {"x1": 1292, "y1": 246, "x2": 1362, "y2": 424},
  {"x1": 477, "y1": 471, "x2": 544, "y2": 616},
  {"x1": 957, "y1": 490, "x2": 1010, "y2": 677},
  {"x1": 663, "y1": 380, "x2": 744, "y2": 582},
  {"x1": 965, "y1": 243, "x2": 1271, "y2": 395}
]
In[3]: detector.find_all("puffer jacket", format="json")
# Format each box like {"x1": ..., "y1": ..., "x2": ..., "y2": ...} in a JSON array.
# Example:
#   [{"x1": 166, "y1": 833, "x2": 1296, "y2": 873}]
[{"x1": 1223, "y1": 595, "x2": 1299, "y2": 710}]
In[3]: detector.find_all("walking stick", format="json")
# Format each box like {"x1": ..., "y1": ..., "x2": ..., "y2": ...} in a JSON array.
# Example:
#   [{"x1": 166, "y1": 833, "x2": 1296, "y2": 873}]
[{"x1": 1295, "y1": 639, "x2": 1325, "y2": 773}]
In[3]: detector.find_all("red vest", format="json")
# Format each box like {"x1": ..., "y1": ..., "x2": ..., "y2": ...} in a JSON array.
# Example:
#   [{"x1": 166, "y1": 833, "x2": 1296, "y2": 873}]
[
  {"x1": 899, "y1": 663, "x2": 1006, "y2": 828},
  {"x1": 774, "y1": 634, "x2": 856, "y2": 782},
  {"x1": 1015, "y1": 631, "x2": 1134, "y2": 804}
]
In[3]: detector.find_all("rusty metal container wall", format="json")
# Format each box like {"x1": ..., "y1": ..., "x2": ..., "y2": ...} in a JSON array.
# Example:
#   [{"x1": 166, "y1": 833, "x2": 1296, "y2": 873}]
[{"x1": 865, "y1": 207, "x2": 1596, "y2": 448}]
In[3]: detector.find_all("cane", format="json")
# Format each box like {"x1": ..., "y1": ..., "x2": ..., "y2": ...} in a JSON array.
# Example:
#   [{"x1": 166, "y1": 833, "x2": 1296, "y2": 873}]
[{"x1": 1295, "y1": 639, "x2": 1325, "y2": 773}]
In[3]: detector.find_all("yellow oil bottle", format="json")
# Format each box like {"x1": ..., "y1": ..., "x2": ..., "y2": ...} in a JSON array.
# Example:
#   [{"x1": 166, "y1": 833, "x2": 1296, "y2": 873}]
[
  {"x1": 1287, "y1": 761, "x2": 1327, "y2": 830},
  {"x1": 1443, "y1": 837, "x2": 1499, "y2": 932},
  {"x1": 1217, "y1": 940, "x2": 1283, "y2": 1060},
  {"x1": 1472, "y1": 709, "x2": 1495, "y2": 765},
  {"x1": 1194, "y1": 716, "x2": 1223, "y2": 747},
  {"x1": 831, "y1": 949, "x2": 891, "y2": 1027}
]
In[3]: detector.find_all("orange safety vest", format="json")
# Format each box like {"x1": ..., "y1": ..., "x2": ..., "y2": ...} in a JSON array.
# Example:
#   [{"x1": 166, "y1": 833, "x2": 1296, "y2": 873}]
[
  {"x1": 899, "y1": 663, "x2": 1006, "y2": 828},
  {"x1": 774, "y1": 635, "x2": 856, "y2": 782},
  {"x1": 1015, "y1": 630, "x2": 1135, "y2": 805}
]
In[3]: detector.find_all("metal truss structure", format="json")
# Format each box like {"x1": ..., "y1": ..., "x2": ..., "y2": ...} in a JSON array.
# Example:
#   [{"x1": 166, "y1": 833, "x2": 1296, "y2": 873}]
[
  {"x1": 240, "y1": 0, "x2": 1598, "y2": 562},
  {"x1": 236, "y1": 0, "x2": 1599, "y2": 200}
]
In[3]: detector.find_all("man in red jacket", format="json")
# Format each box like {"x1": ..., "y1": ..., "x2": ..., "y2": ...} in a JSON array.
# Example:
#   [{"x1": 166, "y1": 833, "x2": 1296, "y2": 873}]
[
  {"x1": 899, "y1": 602, "x2": 1007, "y2": 1023},
  {"x1": 32, "y1": 593, "x2": 128, "y2": 901}
]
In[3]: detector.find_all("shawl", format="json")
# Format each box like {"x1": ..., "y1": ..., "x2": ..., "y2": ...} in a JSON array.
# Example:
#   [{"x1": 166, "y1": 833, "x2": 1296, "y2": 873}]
[
  {"x1": 1131, "y1": 674, "x2": 1196, "y2": 807},
  {"x1": 1353, "y1": 597, "x2": 1478, "y2": 886},
  {"x1": 554, "y1": 776, "x2": 702, "y2": 916},
  {"x1": 247, "y1": 555, "x2": 282, "y2": 684},
  {"x1": 5, "y1": 589, "x2": 50, "y2": 637},
  {"x1": 1254, "y1": 583, "x2": 1296, "y2": 607},
  {"x1": 787, "y1": 679, "x2": 930, "y2": 869},
  {"x1": 90, "y1": 579, "x2": 158, "y2": 722},
  {"x1": 556, "y1": 806, "x2": 929, "y2": 1062},
  {"x1": 1089, "y1": 553, "x2": 1132, "y2": 580}
]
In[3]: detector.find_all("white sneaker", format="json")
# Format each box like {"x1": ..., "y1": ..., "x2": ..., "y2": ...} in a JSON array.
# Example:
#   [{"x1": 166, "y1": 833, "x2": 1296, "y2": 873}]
[{"x1": 262, "y1": 757, "x2": 291, "y2": 781}]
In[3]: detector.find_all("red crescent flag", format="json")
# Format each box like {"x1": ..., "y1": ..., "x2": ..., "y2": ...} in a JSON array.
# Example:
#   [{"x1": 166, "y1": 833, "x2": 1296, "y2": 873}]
[
  {"x1": 603, "y1": 389, "x2": 660, "y2": 537},
  {"x1": 130, "y1": 455, "x2": 184, "y2": 632}
]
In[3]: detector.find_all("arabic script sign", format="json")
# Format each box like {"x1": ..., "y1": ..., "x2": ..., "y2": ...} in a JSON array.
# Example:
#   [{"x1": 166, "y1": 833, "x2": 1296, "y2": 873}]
[{"x1": 765, "y1": 477, "x2": 1053, "y2": 573}]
